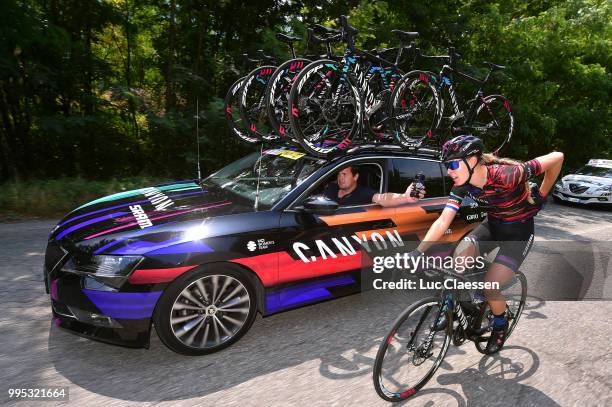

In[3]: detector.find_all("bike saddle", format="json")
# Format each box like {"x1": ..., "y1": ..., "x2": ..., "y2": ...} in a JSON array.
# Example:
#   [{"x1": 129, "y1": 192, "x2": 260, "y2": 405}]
[
  {"x1": 325, "y1": 33, "x2": 343, "y2": 43},
  {"x1": 256, "y1": 49, "x2": 276, "y2": 65},
  {"x1": 276, "y1": 33, "x2": 300, "y2": 44},
  {"x1": 313, "y1": 24, "x2": 340, "y2": 35},
  {"x1": 485, "y1": 61, "x2": 506, "y2": 71},
  {"x1": 392, "y1": 30, "x2": 419, "y2": 42}
]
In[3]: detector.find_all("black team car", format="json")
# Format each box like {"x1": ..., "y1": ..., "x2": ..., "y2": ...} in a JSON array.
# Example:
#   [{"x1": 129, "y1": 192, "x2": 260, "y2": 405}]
[{"x1": 44, "y1": 146, "x2": 485, "y2": 355}]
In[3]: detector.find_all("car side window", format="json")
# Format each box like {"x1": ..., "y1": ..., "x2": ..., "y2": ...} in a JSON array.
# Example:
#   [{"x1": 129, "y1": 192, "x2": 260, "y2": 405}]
[
  {"x1": 390, "y1": 158, "x2": 446, "y2": 198},
  {"x1": 300, "y1": 161, "x2": 384, "y2": 207}
]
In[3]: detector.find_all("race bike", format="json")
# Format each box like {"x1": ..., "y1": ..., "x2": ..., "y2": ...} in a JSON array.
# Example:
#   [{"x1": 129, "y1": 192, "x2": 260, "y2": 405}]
[
  {"x1": 264, "y1": 27, "x2": 341, "y2": 144},
  {"x1": 288, "y1": 15, "x2": 419, "y2": 157},
  {"x1": 372, "y1": 264, "x2": 527, "y2": 402},
  {"x1": 390, "y1": 46, "x2": 514, "y2": 154}
]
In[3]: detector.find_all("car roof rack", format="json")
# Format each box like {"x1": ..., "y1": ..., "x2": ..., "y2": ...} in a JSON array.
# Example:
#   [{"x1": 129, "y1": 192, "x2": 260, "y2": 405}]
[
  {"x1": 262, "y1": 143, "x2": 442, "y2": 161},
  {"x1": 344, "y1": 143, "x2": 442, "y2": 159}
]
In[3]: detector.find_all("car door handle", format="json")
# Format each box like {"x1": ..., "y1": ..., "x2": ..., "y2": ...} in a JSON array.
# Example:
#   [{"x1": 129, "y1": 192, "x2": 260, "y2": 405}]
[{"x1": 369, "y1": 219, "x2": 395, "y2": 229}]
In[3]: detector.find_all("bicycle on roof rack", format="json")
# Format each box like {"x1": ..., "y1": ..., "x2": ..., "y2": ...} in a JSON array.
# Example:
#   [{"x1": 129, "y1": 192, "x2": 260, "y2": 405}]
[
  {"x1": 288, "y1": 15, "x2": 421, "y2": 158},
  {"x1": 225, "y1": 16, "x2": 514, "y2": 160},
  {"x1": 265, "y1": 27, "x2": 342, "y2": 145},
  {"x1": 390, "y1": 46, "x2": 514, "y2": 154},
  {"x1": 372, "y1": 263, "x2": 527, "y2": 402}
]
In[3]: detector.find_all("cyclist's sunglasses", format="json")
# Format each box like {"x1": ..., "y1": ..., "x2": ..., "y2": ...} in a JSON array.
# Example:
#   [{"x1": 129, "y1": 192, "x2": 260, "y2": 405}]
[{"x1": 444, "y1": 160, "x2": 462, "y2": 170}]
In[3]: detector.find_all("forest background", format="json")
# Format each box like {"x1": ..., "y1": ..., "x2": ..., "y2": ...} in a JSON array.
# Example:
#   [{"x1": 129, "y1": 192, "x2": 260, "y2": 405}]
[{"x1": 0, "y1": 0, "x2": 609, "y2": 215}]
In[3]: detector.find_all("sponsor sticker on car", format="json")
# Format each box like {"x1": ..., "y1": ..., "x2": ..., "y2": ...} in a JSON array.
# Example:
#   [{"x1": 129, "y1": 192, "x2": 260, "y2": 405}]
[{"x1": 265, "y1": 148, "x2": 306, "y2": 160}]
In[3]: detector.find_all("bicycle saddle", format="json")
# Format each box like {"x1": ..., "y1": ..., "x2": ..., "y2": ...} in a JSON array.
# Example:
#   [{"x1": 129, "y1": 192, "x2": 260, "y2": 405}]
[
  {"x1": 276, "y1": 33, "x2": 300, "y2": 44},
  {"x1": 313, "y1": 24, "x2": 340, "y2": 35},
  {"x1": 392, "y1": 30, "x2": 419, "y2": 42},
  {"x1": 485, "y1": 62, "x2": 506, "y2": 71}
]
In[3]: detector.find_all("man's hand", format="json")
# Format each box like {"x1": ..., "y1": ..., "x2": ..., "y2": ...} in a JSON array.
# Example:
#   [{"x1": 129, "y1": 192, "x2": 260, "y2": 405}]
[{"x1": 405, "y1": 183, "x2": 426, "y2": 199}]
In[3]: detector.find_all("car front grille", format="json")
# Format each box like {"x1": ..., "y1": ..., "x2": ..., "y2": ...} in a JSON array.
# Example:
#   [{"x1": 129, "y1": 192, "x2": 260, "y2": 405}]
[
  {"x1": 560, "y1": 193, "x2": 591, "y2": 201},
  {"x1": 44, "y1": 241, "x2": 69, "y2": 292},
  {"x1": 569, "y1": 184, "x2": 589, "y2": 194}
]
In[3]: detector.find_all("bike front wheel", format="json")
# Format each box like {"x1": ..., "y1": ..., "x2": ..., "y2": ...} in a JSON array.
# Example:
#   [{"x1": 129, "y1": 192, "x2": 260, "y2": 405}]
[
  {"x1": 373, "y1": 296, "x2": 452, "y2": 402},
  {"x1": 288, "y1": 59, "x2": 362, "y2": 158},
  {"x1": 388, "y1": 70, "x2": 442, "y2": 148}
]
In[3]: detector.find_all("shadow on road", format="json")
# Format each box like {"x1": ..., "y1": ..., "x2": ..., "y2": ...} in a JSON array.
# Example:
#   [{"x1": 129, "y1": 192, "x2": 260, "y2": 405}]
[{"x1": 45, "y1": 290, "x2": 423, "y2": 401}]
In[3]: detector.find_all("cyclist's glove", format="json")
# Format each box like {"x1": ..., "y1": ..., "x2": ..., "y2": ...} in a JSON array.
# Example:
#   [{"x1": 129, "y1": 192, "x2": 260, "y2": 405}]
[{"x1": 528, "y1": 182, "x2": 547, "y2": 208}]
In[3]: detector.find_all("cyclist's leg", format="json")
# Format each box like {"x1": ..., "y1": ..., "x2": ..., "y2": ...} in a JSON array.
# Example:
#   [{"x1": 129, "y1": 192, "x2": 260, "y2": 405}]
[
  {"x1": 453, "y1": 220, "x2": 494, "y2": 272},
  {"x1": 483, "y1": 218, "x2": 535, "y2": 353},
  {"x1": 483, "y1": 262, "x2": 515, "y2": 314}
]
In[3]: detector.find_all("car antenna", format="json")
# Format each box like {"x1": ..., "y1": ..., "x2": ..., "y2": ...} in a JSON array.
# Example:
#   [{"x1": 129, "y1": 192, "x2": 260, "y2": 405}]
[
  {"x1": 195, "y1": 98, "x2": 202, "y2": 180},
  {"x1": 254, "y1": 142, "x2": 264, "y2": 211}
]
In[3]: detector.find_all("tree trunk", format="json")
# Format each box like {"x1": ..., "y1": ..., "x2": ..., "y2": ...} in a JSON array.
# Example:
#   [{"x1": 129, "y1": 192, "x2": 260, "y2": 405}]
[{"x1": 165, "y1": 0, "x2": 177, "y2": 112}]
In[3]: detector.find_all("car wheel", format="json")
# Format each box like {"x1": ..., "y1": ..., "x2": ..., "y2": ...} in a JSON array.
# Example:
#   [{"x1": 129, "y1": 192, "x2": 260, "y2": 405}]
[
  {"x1": 153, "y1": 265, "x2": 257, "y2": 355},
  {"x1": 552, "y1": 196, "x2": 563, "y2": 204}
]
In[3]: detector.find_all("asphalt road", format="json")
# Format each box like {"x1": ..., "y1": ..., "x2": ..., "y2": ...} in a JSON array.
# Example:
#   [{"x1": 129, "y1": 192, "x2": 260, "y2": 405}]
[{"x1": 1, "y1": 202, "x2": 611, "y2": 406}]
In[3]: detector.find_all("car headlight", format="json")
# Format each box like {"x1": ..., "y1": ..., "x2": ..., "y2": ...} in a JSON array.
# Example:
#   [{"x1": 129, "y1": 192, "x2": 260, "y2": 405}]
[{"x1": 62, "y1": 255, "x2": 143, "y2": 288}]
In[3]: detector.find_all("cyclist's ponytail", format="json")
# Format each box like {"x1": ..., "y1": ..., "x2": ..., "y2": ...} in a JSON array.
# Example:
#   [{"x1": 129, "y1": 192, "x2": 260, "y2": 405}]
[{"x1": 480, "y1": 153, "x2": 522, "y2": 166}]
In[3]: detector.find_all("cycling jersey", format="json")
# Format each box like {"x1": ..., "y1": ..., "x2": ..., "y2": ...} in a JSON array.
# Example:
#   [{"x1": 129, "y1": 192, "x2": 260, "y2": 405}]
[{"x1": 445, "y1": 159, "x2": 544, "y2": 222}]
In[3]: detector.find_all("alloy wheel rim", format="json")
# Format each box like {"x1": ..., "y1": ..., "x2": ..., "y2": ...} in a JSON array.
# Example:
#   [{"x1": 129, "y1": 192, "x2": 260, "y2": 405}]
[{"x1": 170, "y1": 275, "x2": 250, "y2": 349}]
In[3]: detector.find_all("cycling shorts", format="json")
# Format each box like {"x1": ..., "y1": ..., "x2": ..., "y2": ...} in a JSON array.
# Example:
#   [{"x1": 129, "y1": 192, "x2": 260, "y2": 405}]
[{"x1": 462, "y1": 217, "x2": 535, "y2": 272}]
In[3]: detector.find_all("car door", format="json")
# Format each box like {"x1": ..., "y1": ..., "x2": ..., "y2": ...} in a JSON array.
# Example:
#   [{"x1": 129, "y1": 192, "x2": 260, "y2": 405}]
[
  {"x1": 389, "y1": 157, "x2": 483, "y2": 248},
  {"x1": 269, "y1": 157, "x2": 398, "y2": 313}
]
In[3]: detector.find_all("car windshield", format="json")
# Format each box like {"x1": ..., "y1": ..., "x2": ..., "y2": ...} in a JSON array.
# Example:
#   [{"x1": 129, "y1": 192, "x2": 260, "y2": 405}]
[
  {"x1": 202, "y1": 149, "x2": 323, "y2": 209},
  {"x1": 575, "y1": 165, "x2": 612, "y2": 178}
]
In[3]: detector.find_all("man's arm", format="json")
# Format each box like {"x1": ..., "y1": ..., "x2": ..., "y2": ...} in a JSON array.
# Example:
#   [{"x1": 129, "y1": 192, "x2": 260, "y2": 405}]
[{"x1": 372, "y1": 183, "x2": 425, "y2": 207}]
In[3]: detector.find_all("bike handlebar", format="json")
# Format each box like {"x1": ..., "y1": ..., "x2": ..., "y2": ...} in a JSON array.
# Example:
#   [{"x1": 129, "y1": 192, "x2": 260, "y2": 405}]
[{"x1": 339, "y1": 15, "x2": 358, "y2": 51}]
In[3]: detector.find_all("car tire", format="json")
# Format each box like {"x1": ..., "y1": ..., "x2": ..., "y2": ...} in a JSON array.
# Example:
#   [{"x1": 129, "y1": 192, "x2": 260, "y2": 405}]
[
  {"x1": 153, "y1": 264, "x2": 258, "y2": 355},
  {"x1": 552, "y1": 196, "x2": 563, "y2": 204}
]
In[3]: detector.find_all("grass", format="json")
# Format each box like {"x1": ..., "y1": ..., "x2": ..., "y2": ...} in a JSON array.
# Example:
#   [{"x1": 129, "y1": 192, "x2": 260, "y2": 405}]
[{"x1": 0, "y1": 177, "x2": 172, "y2": 219}]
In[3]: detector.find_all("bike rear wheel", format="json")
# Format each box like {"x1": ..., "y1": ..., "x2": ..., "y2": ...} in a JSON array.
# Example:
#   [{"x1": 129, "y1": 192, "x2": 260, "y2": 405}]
[
  {"x1": 469, "y1": 94, "x2": 514, "y2": 155},
  {"x1": 388, "y1": 71, "x2": 441, "y2": 148},
  {"x1": 288, "y1": 59, "x2": 361, "y2": 158},
  {"x1": 373, "y1": 296, "x2": 452, "y2": 402},
  {"x1": 473, "y1": 271, "x2": 527, "y2": 354}
]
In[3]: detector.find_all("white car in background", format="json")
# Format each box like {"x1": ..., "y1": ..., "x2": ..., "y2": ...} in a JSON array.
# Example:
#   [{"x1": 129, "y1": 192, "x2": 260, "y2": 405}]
[{"x1": 553, "y1": 159, "x2": 612, "y2": 206}]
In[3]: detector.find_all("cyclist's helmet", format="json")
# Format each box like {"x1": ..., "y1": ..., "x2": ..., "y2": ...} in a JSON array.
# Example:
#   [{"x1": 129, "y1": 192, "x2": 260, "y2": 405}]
[{"x1": 441, "y1": 135, "x2": 484, "y2": 162}]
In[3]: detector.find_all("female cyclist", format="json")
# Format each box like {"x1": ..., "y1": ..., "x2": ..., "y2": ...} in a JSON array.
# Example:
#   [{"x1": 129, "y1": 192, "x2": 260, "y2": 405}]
[{"x1": 408, "y1": 135, "x2": 564, "y2": 354}]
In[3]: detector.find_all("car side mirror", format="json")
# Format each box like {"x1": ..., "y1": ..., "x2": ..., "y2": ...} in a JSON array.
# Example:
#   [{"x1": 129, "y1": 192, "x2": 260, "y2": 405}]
[{"x1": 303, "y1": 196, "x2": 339, "y2": 216}]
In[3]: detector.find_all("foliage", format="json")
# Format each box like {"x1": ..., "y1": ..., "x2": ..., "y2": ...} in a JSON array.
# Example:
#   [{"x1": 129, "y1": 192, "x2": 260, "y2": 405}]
[
  {"x1": 0, "y1": 0, "x2": 609, "y2": 185},
  {"x1": 0, "y1": 176, "x2": 168, "y2": 217}
]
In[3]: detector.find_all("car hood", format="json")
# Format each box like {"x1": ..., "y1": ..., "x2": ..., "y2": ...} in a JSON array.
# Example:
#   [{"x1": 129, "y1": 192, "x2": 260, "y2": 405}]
[{"x1": 50, "y1": 180, "x2": 253, "y2": 245}]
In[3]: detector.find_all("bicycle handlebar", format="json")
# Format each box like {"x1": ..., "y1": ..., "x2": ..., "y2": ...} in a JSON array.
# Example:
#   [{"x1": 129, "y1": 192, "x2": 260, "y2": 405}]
[{"x1": 339, "y1": 15, "x2": 358, "y2": 51}]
